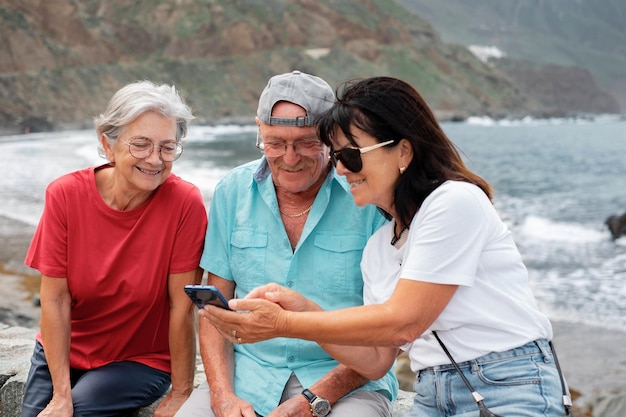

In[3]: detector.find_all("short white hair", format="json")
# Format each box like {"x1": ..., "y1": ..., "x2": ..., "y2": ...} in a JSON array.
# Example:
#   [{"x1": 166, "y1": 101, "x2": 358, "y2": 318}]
[{"x1": 94, "y1": 80, "x2": 194, "y2": 157}]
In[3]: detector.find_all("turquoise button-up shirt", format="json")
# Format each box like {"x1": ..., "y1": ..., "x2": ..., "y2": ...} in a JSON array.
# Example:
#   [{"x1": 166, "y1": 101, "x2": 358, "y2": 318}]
[{"x1": 201, "y1": 158, "x2": 398, "y2": 416}]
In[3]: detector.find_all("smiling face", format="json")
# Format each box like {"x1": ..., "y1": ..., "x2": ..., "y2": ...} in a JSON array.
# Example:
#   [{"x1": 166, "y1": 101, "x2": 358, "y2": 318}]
[
  {"x1": 332, "y1": 125, "x2": 411, "y2": 217},
  {"x1": 102, "y1": 111, "x2": 177, "y2": 197},
  {"x1": 257, "y1": 101, "x2": 330, "y2": 194}
]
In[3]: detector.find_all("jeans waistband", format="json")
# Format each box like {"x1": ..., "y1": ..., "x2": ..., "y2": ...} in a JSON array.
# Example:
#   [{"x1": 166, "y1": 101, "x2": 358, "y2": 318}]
[{"x1": 420, "y1": 339, "x2": 552, "y2": 374}]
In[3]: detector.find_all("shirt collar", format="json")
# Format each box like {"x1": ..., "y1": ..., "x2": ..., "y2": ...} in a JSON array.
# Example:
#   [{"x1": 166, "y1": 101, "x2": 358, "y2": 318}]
[{"x1": 253, "y1": 156, "x2": 272, "y2": 183}]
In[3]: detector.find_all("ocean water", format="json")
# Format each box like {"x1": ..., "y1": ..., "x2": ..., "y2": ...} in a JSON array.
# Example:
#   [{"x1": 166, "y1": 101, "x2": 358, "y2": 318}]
[{"x1": 1, "y1": 116, "x2": 625, "y2": 331}]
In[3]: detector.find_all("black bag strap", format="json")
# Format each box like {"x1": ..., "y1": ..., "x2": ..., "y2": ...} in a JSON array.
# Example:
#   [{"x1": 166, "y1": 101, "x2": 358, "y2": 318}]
[
  {"x1": 432, "y1": 331, "x2": 572, "y2": 416},
  {"x1": 432, "y1": 331, "x2": 502, "y2": 417},
  {"x1": 549, "y1": 340, "x2": 573, "y2": 416}
]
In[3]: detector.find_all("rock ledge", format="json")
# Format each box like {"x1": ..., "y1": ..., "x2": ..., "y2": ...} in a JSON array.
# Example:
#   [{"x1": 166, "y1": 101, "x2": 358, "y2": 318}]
[{"x1": 0, "y1": 324, "x2": 412, "y2": 416}]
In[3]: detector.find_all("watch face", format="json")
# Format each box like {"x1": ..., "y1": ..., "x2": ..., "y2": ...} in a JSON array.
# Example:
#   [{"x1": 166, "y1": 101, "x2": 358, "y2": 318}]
[{"x1": 312, "y1": 399, "x2": 331, "y2": 417}]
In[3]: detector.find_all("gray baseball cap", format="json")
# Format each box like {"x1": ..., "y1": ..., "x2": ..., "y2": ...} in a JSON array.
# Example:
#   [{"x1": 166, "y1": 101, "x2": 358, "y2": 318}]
[{"x1": 256, "y1": 70, "x2": 334, "y2": 127}]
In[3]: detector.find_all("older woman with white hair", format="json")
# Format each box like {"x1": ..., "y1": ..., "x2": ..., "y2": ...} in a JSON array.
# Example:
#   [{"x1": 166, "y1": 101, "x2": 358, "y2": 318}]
[{"x1": 21, "y1": 81, "x2": 208, "y2": 417}]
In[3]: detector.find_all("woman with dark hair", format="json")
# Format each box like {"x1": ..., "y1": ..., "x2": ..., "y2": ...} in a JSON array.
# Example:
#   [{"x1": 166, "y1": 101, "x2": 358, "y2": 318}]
[{"x1": 203, "y1": 77, "x2": 570, "y2": 417}]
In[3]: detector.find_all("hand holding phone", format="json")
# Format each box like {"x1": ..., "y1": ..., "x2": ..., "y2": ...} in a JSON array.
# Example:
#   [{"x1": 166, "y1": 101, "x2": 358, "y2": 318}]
[{"x1": 184, "y1": 285, "x2": 232, "y2": 310}]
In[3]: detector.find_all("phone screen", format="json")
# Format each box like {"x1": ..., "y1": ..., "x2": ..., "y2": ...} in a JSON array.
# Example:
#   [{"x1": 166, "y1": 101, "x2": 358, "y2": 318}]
[{"x1": 184, "y1": 285, "x2": 232, "y2": 310}]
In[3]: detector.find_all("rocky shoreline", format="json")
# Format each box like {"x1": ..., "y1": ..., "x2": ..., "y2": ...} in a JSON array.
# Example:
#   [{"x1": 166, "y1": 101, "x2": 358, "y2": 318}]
[{"x1": 0, "y1": 323, "x2": 417, "y2": 417}]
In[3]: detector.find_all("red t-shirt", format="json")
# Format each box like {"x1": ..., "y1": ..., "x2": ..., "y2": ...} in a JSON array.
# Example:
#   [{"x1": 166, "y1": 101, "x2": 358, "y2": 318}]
[{"x1": 25, "y1": 165, "x2": 208, "y2": 372}]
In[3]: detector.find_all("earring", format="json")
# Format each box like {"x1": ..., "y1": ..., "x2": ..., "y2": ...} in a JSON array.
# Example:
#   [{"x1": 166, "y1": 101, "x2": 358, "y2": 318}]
[{"x1": 399, "y1": 166, "x2": 407, "y2": 174}]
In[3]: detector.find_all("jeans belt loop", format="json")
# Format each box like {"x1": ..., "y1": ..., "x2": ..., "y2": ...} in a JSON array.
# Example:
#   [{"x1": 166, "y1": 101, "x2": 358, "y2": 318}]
[{"x1": 534, "y1": 339, "x2": 552, "y2": 363}]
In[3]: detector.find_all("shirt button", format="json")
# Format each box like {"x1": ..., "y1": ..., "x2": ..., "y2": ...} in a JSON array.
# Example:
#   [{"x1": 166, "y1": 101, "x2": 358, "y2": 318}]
[
  {"x1": 287, "y1": 281, "x2": 294, "y2": 287},
  {"x1": 288, "y1": 356, "x2": 295, "y2": 362}
]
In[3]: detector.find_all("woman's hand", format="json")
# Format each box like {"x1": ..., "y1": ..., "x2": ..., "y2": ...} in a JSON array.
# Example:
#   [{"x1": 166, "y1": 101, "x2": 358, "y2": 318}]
[
  {"x1": 154, "y1": 389, "x2": 191, "y2": 417},
  {"x1": 37, "y1": 395, "x2": 73, "y2": 417},
  {"x1": 245, "y1": 283, "x2": 322, "y2": 312},
  {"x1": 199, "y1": 297, "x2": 290, "y2": 344}
]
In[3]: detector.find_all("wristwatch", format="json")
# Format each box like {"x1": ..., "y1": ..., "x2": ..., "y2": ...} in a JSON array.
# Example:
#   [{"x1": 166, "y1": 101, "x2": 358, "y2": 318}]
[{"x1": 301, "y1": 388, "x2": 331, "y2": 417}]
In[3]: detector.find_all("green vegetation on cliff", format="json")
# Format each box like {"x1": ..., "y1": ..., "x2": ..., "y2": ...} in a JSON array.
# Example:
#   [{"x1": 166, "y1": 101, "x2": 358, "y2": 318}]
[{"x1": 0, "y1": 0, "x2": 619, "y2": 133}]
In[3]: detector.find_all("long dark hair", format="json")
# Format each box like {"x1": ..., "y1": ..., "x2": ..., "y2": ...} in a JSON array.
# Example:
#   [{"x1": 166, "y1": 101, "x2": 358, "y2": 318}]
[{"x1": 317, "y1": 76, "x2": 492, "y2": 228}]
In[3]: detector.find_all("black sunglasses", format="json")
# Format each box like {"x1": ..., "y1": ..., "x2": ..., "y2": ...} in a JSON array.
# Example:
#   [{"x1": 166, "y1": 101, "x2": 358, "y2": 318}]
[{"x1": 330, "y1": 139, "x2": 395, "y2": 172}]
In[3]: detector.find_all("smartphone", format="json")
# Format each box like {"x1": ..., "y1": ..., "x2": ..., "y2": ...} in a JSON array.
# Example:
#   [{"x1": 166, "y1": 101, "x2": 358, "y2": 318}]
[{"x1": 184, "y1": 285, "x2": 232, "y2": 310}]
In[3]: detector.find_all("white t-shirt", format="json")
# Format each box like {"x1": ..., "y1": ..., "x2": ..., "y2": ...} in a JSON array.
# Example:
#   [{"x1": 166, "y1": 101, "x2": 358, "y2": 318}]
[{"x1": 362, "y1": 181, "x2": 552, "y2": 371}]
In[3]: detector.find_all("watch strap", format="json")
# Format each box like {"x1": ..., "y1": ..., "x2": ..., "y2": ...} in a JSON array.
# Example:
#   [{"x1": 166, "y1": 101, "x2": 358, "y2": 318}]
[
  {"x1": 301, "y1": 388, "x2": 332, "y2": 417},
  {"x1": 301, "y1": 388, "x2": 316, "y2": 403}
]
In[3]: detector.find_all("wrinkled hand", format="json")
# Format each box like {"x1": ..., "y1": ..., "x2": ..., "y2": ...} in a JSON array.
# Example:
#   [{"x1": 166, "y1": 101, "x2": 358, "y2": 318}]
[
  {"x1": 246, "y1": 283, "x2": 320, "y2": 312},
  {"x1": 212, "y1": 392, "x2": 257, "y2": 417},
  {"x1": 153, "y1": 389, "x2": 191, "y2": 417},
  {"x1": 37, "y1": 395, "x2": 73, "y2": 417},
  {"x1": 266, "y1": 394, "x2": 312, "y2": 417},
  {"x1": 199, "y1": 298, "x2": 289, "y2": 344}
]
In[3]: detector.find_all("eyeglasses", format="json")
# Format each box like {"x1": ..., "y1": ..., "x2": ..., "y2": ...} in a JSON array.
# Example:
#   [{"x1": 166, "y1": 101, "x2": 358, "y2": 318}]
[
  {"x1": 330, "y1": 139, "x2": 395, "y2": 173},
  {"x1": 124, "y1": 139, "x2": 183, "y2": 162},
  {"x1": 256, "y1": 131, "x2": 323, "y2": 158}
]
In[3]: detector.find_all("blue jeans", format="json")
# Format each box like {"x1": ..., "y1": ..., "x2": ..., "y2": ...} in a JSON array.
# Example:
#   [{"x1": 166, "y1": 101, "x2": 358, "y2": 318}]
[
  {"x1": 406, "y1": 340, "x2": 568, "y2": 417},
  {"x1": 21, "y1": 341, "x2": 171, "y2": 417}
]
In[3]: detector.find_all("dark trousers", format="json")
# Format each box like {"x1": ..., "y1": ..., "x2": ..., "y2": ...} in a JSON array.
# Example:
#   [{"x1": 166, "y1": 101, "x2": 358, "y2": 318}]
[{"x1": 21, "y1": 341, "x2": 171, "y2": 417}]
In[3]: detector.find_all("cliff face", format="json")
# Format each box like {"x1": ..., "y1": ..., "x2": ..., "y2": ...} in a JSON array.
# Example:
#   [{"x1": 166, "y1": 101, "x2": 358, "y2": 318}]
[
  {"x1": 0, "y1": 0, "x2": 113, "y2": 72},
  {"x1": 0, "y1": 0, "x2": 618, "y2": 133},
  {"x1": 495, "y1": 60, "x2": 620, "y2": 117},
  {"x1": 395, "y1": 0, "x2": 626, "y2": 112},
  {"x1": 0, "y1": 0, "x2": 378, "y2": 68}
]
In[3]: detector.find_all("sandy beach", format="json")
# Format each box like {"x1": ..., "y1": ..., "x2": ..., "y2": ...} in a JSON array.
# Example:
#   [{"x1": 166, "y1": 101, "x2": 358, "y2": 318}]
[{"x1": 1, "y1": 215, "x2": 625, "y2": 414}]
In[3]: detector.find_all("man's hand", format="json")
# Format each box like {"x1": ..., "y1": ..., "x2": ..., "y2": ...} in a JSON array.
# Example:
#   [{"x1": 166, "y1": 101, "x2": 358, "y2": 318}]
[
  {"x1": 153, "y1": 389, "x2": 191, "y2": 417},
  {"x1": 245, "y1": 283, "x2": 321, "y2": 312},
  {"x1": 211, "y1": 392, "x2": 258, "y2": 417},
  {"x1": 267, "y1": 394, "x2": 312, "y2": 417}
]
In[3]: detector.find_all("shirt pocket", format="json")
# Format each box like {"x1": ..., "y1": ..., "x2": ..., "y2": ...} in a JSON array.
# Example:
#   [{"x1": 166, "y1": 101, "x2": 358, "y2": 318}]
[
  {"x1": 313, "y1": 233, "x2": 366, "y2": 293},
  {"x1": 230, "y1": 229, "x2": 268, "y2": 288}
]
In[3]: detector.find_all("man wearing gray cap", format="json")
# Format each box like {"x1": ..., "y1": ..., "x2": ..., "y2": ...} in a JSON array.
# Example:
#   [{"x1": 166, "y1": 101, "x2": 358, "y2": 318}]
[{"x1": 176, "y1": 70, "x2": 397, "y2": 417}]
